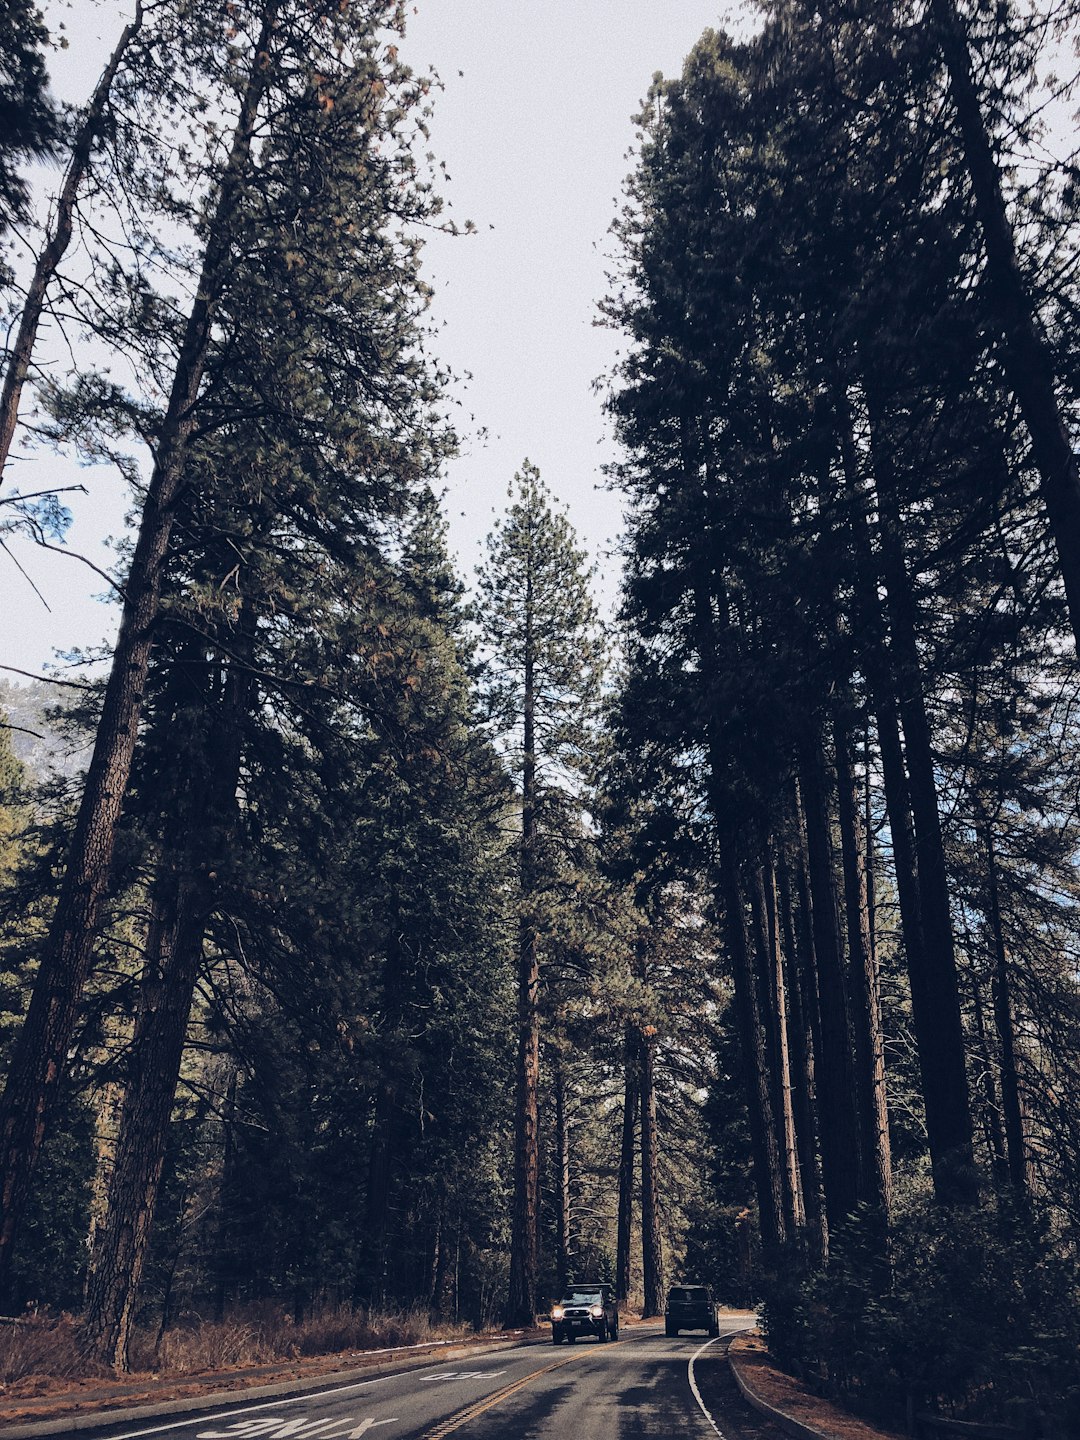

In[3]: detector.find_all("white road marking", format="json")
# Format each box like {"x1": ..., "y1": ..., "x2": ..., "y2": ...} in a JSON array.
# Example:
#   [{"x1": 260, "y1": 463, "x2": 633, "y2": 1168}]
[
  {"x1": 687, "y1": 1335, "x2": 728, "y2": 1439},
  {"x1": 419, "y1": 1370, "x2": 506, "y2": 1383},
  {"x1": 195, "y1": 1416, "x2": 397, "y2": 1438},
  {"x1": 102, "y1": 1374, "x2": 391, "y2": 1440}
]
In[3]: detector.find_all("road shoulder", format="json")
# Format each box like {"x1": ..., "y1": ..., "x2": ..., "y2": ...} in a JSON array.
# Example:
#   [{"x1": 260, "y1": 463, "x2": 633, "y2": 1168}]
[{"x1": 727, "y1": 1333, "x2": 905, "y2": 1440}]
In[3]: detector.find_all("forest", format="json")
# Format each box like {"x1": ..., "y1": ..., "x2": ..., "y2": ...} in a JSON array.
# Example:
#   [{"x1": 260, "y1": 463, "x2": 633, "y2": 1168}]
[{"x1": 2, "y1": 0, "x2": 1080, "y2": 1435}]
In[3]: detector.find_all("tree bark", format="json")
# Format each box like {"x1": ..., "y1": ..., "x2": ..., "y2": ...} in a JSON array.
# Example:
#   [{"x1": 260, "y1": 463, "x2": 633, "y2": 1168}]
[
  {"x1": 615, "y1": 1026, "x2": 638, "y2": 1302},
  {"x1": 796, "y1": 727, "x2": 861, "y2": 1234},
  {"x1": 639, "y1": 1025, "x2": 663, "y2": 1317},
  {"x1": 0, "y1": 3, "x2": 143, "y2": 477},
  {"x1": 750, "y1": 856, "x2": 803, "y2": 1239},
  {"x1": 0, "y1": 2, "x2": 280, "y2": 1301},
  {"x1": 80, "y1": 639, "x2": 251, "y2": 1369},
  {"x1": 777, "y1": 849, "x2": 827, "y2": 1266},
  {"x1": 716, "y1": 826, "x2": 787, "y2": 1259},
  {"x1": 554, "y1": 1055, "x2": 571, "y2": 1293},
  {"x1": 833, "y1": 698, "x2": 892, "y2": 1218},
  {"x1": 864, "y1": 385, "x2": 977, "y2": 1203},
  {"x1": 929, "y1": 0, "x2": 1080, "y2": 652},
  {"x1": 983, "y1": 827, "x2": 1028, "y2": 1200}
]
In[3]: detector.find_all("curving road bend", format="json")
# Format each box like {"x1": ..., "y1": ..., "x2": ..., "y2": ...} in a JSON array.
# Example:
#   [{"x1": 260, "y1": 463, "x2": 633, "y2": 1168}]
[{"x1": 85, "y1": 1318, "x2": 795, "y2": 1440}]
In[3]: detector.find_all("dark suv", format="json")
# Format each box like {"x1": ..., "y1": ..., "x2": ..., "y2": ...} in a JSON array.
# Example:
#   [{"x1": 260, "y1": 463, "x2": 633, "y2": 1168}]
[
  {"x1": 550, "y1": 1283, "x2": 620, "y2": 1344},
  {"x1": 664, "y1": 1284, "x2": 720, "y2": 1337}
]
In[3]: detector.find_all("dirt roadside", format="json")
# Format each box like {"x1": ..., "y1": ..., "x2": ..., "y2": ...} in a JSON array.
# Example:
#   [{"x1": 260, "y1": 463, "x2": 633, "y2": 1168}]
[{"x1": 727, "y1": 1332, "x2": 905, "y2": 1440}]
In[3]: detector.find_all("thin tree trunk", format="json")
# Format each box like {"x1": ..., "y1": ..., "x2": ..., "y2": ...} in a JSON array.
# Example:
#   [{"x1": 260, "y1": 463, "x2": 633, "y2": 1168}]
[
  {"x1": 864, "y1": 385, "x2": 977, "y2": 1203},
  {"x1": 554, "y1": 1056, "x2": 571, "y2": 1294},
  {"x1": 639, "y1": 1024, "x2": 663, "y2": 1317},
  {"x1": 365, "y1": 1077, "x2": 397, "y2": 1303},
  {"x1": 0, "y1": 3, "x2": 280, "y2": 1300},
  {"x1": 971, "y1": 970, "x2": 1009, "y2": 1184},
  {"x1": 213, "y1": 1068, "x2": 239, "y2": 1324},
  {"x1": 929, "y1": 0, "x2": 1080, "y2": 652},
  {"x1": 796, "y1": 727, "x2": 861, "y2": 1234},
  {"x1": 833, "y1": 698, "x2": 892, "y2": 1218},
  {"x1": 508, "y1": 565, "x2": 540, "y2": 1325},
  {"x1": 80, "y1": 641, "x2": 251, "y2": 1369},
  {"x1": 983, "y1": 827, "x2": 1028, "y2": 1200},
  {"x1": 777, "y1": 850, "x2": 827, "y2": 1266},
  {"x1": 717, "y1": 826, "x2": 787, "y2": 1259},
  {"x1": 751, "y1": 856, "x2": 803, "y2": 1240},
  {"x1": 0, "y1": 3, "x2": 143, "y2": 477},
  {"x1": 615, "y1": 1026, "x2": 638, "y2": 1303}
]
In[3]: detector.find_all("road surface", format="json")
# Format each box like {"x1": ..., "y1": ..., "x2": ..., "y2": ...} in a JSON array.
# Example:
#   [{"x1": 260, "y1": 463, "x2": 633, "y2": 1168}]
[{"x1": 84, "y1": 1319, "x2": 797, "y2": 1440}]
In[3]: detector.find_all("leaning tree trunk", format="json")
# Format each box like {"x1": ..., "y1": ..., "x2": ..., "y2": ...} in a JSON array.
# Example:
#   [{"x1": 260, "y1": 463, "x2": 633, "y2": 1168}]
[
  {"x1": 0, "y1": 4, "x2": 143, "y2": 477},
  {"x1": 80, "y1": 640, "x2": 252, "y2": 1370},
  {"x1": 615, "y1": 1026, "x2": 639, "y2": 1302},
  {"x1": 639, "y1": 1024, "x2": 663, "y2": 1318},
  {"x1": 929, "y1": 0, "x2": 1080, "y2": 653},
  {"x1": 0, "y1": 2, "x2": 279, "y2": 1302}
]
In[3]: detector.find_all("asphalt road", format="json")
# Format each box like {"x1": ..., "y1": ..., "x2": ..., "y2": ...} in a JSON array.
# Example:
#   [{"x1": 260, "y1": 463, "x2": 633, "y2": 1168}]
[{"x1": 82, "y1": 1319, "x2": 797, "y2": 1440}]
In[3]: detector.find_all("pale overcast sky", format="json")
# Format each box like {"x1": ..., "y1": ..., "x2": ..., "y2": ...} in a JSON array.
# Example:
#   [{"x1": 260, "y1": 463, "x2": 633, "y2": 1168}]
[{"x1": 1, "y1": 0, "x2": 744, "y2": 677}]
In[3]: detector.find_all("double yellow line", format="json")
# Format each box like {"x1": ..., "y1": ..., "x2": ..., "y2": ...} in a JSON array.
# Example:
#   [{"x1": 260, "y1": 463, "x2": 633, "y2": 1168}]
[{"x1": 421, "y1": 1352, "x2": 578, "y2": 1439}]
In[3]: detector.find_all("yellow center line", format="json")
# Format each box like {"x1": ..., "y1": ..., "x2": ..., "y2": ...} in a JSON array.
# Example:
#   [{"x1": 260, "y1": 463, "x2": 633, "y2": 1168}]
[{"x1": 422, "y1": 1336, "x2": 629, "y2": 1440}]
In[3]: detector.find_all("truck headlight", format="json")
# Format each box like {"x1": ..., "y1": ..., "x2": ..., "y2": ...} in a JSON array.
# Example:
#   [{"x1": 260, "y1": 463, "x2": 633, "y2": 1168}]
[
  {"x1": 551, "y1": 1306, "x2": 564, "y2": 1320},
  {"x1": 590, "y1": 1304, "x2": 603, "y2": 1319}
]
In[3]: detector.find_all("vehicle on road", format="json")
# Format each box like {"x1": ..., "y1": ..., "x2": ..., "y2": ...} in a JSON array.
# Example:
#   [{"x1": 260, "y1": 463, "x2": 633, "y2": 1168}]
[
  {"x1": 550, "y1": 1283, "x2": 620, "y2": 1344},
  {"x1": 664, "y1": 1283, "x2": 720, "y2": 1337}
]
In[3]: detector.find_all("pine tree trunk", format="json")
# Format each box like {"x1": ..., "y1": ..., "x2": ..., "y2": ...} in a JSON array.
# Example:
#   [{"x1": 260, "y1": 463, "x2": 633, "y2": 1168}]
[
  {"x1": 554, "y1": 1056, "x2": 571, "y2": 1293},
  {"x1": 639, "y1": 1025, "x2": 663, "y2": 1317},
  {"x1": 365, "y1": 1078, "x2": 397, "y2": 1303},
  {"x1": 0, "y1": 3, "x2": 279, "y2": 1300},
  {"x1": 508, "y1": 571, "x2": 540, "y2": 1325},
  {"x1": 0, "y1": 4, "x2": 143, "y2": 476},
  {"x1": 616, "y1": 1026, "x2": 638, "y2": 1303},
  {"x1": 796, "y1": 728, "x2": 861, "y2": 1234},
  {"x1": 971, "y1": 972, "x2": 1009, "y2": 1184},
  {"x1": 80, "y1": 643, "x2": 251, "y2": 1369},
  {"x1": 983, "y1": 827, "x2": 1028, "y2": 1200},
  {"x1": 833, "y1": 698, "x2": 892, "y2": 1218},
  {"x1": 213, "y1": 1068, "x2": 239, "y2": 1324},
  {"x1": 750, "y1": 857, "x2": 803, "y2": 1239},
  {"x1": 929, "y1": 0, "x2": 1080, "y2": 652},
  {"x1": 777, "y1": 850, "x2": 827, "y2": 1266},
  {"x1": 717, "y1": 826, "x2": 787, "y2": 1258},
  {"x1": 864, "y1": 386, "x2": 977, "y2": 1203}
]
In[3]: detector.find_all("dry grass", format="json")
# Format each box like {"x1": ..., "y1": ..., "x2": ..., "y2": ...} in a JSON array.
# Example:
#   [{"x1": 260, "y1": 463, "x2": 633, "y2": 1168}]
[
  {"x1": 0, "y1": 1305, "x2": 470, "y2": 1387},
  {"x1": 134, "y1": 1303, "x2": 469, "y2": 1375},
  {"x1": 0, "y1": 1314, "x2": 92, "y2": 1386}
]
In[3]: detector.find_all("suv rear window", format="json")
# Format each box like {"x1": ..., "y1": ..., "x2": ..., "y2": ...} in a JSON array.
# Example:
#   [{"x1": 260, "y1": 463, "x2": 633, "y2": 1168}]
[{"x1": 669, "y1": 1287, "x2": 709, "y2": 1302}]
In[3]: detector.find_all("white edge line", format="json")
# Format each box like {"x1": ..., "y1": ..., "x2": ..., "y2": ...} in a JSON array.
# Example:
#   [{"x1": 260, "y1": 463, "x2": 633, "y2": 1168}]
[
  {"x1": 688, "y1": 1334, "x2": 728, "y2": 1440},
  {"x1": 45, "y1": 1334, "x2": 529, "y2": 1440},
  {"x1": 103, "y1": 1373, "x2": 390, "y2": 1440}
]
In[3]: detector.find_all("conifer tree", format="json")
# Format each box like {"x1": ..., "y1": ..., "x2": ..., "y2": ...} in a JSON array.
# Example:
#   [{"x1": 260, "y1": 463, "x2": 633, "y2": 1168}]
[{"x1": 477, "y1": 462, "x2": 605, "y2": 1325}]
